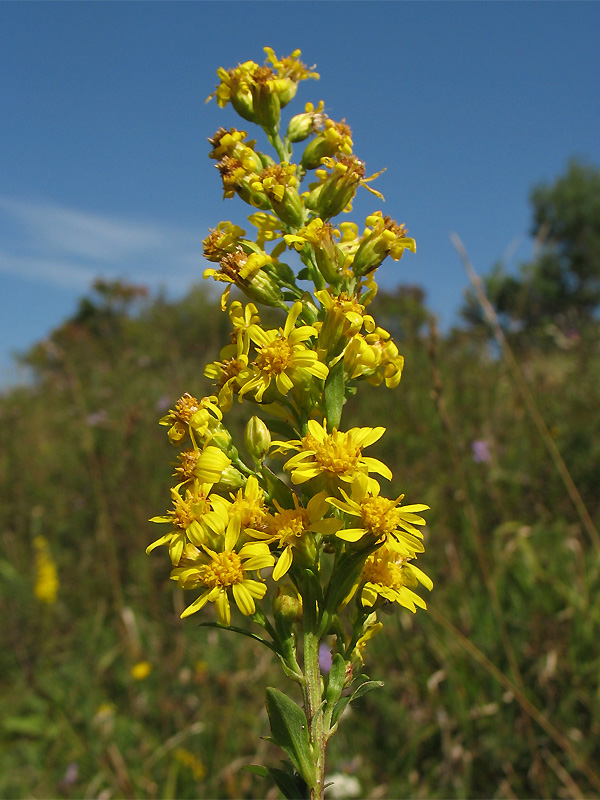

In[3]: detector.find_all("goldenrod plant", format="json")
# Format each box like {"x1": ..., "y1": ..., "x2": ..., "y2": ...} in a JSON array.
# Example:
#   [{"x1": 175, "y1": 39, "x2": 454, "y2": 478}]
[{"x1": 147, "y1": 47, "x2": 432, "y2": 800}]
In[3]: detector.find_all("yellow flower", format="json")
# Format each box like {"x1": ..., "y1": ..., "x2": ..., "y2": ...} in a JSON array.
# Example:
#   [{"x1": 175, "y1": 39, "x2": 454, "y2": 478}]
[
  {"x1": 204, "y1": 351, "x2": 248, "y2": 411},
  {"x1": 250, "y1": 164, "x2": 304, "y2": 228},
  {"x1": 207, "y1": 47, "x2": 318, "y2": 126},
  {"x1": 304, "y1": 154, "x2": 384, "y2": 220},
  {"x1": 263, "y1": 46, "x2": 319, "y2": 95},
  {"x1": 147, "y1": 485, "x2": 229, "y2": 564},
  {"x1": 248, "y1": 492, "x2": 342, "y2": 580},
  {"x1": 203, "y1": 248, "x2": 281, "y2": 309},
  {"x1": 353, "y1": 614, "x2": 383, "y2": 664},
  {"x1": 226, "y1": 475, "x2": 268, "y2": 531},
  {"x1": 351, "y1": 211, "x2": 416, "y2": 277},
  {"x1": 33, "y1": 535, "x2": 59, "y2": 605},
  {"x1": 174, "y1": 748, "x2": 206, "y2": 781},
  {"x1": 344, "y1": 319, "x2": 405, "y2": 389},
  {"x1": 327, "y1": 474, "x2": 428, "y2": 557},
  {"x1": 301, "y1": 117, "x2": 353, "y2": 170},
  {"x1": 360, "y1": 546, "x2": 433, "y2": 613},
  {"x1": 238, "y1": 302, "x2": 328, "y2": 402},
  {"x1": 172, "y1": 517, "x2": 274, "y2": 624},
  {"x1": 228, "y1": 300, "x2": 261, "y2": 341},
  {"x1": 284, "y1": 219, "x2": 347, "y2": 284},
  {"x1": 315, "y1": 288, "x2": 366, "y2": 360},
  {"x1": 203, "y1": 220, "x2": 246, "y2": 263},
  {"x1": 130, "y1": 661, "x2": 152, "y2": 681},
  {"x1": 247, "y1": 211, "x2": 284, "y2": 248},
  {"x1": 205, "y1": 304, "x2": 257, "y2": 410},
  {"x1": 207, "y1": 127, "x2": 263, "y2": 173},
  {"x1": 275, "y1": 419, "x2": 392, "y2": 486},
  {"x1": 207, "y1": 59, "x2": 258, "y2": 120},
  {"x1": 159, "y1": 394, "x2": 222, "y2": 445},
  {"x1": 173, "y1": 445, "x2": 232, "y2": 486}
]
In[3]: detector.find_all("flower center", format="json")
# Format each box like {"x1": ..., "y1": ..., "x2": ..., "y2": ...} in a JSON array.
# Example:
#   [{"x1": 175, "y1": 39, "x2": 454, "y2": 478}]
[
  {"x1": 269, "y1": 509, "x2": 308, "y2": 544},
  {"x1": 175, "y1": 393, "x2": 199, "y2": 423},
  {"x1": 171, "y1": 491, "x2": 210, "y2": 529},
  {"x1": 220, "y1": 357, "x2": 245, "y2": 385},
  {"x1": 231, "y1": 497, "x2": 266, "y2": 529},
  {"x1": 175, "y1": 449, "x2": 201, "y2": 481},
  {"x1": 172, "y1": 499, "x2": 195, "y2": 529},
  {"x1": 360, "y1": 497, "x2": 399, "y2": 536},
  {"x1": 255, "y1": 337, "x2": 293, "y2": 375},
  {"x1": 305, "y1": 430, "x2": 361, "y2": 476},
  {"x1": 203, "y1": 551, "x2": 244, "y2": 588},
  {"x1": 362, "y1": 554, "x2": 402, "y2": 589}
]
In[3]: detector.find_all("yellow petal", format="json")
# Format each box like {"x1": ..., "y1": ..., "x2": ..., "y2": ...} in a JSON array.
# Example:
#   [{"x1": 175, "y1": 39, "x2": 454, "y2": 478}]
[
  {"x1": 272, "y1": 546, "x2": 293, "y2": 581},
  {"x1": 232, "y1": 583, "x2": 256, "y2": 616},
  {"x1": 215, "y1": 591, "x2": 231, "y2": 626}
]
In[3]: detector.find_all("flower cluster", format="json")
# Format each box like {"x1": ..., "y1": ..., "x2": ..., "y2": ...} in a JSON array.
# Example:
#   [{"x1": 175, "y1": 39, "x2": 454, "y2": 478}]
[{"x1": 148, "y1": 47, "x2": 431, "y2": 799}]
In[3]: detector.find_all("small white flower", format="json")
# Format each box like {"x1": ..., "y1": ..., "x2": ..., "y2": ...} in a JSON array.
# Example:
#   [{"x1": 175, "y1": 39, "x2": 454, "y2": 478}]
[{"x1": 325, "y1": 773, "x2": 362, "y2": 799}]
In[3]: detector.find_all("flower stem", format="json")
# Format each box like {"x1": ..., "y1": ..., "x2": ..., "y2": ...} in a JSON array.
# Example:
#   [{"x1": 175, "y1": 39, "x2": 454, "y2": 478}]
[{"x1": 302, "y1": 585, "x2": 326, "y2": 799}]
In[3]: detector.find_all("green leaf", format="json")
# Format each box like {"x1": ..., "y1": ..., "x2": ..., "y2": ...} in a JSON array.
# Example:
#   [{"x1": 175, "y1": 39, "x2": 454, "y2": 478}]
[
  {"x1": 267, "y1": 767, "x2": 309, "y2": 799},
  {"x1": 261, "y1": 465, "x2": 296, "y2": 509},
  {"x1": 264, "y1": 419, "x2": 299, "y2": 440},
  {"x1": 282, "y1": 291, "x2": 300, "y2": 302},
  {"x1": 331, "y1": 696, "x2": 351, "y2": 727},
  {"x1": 265, "y1": 688, "x2": 314, "y2": 789},
  {"x1": 350, "y1": 678, "x2": 384, "y2": 701},
  {"x1": 269, "y1": 261, "x2": 296, "y2": 285},
  {"x1": 324, "y1": 360, "x2": 345, "y2": 430},
  {"x1": 243, "y1": 764, "x2": 269, "y2": 778},
  {"x1": 197, "y1": 621, "x2": 277, "y2": 653},
  {"x1": 2, "y1": 714, "x2": 59, "y2": 738},
  {"x1": 331, "y1": 678, "x2": 384, "y2": 726},
  {"x1": 325, "y1": 653, "x2": 347, "y2": 705},
  {"x1": 246, "y1": 758, "x2": 309, "y2": 796}
]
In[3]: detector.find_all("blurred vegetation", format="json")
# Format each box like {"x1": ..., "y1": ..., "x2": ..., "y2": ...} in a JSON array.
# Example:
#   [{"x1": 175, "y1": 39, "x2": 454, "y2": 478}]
[{"x1": 1, "y1": 276, "x2": 600, "y2": 799}]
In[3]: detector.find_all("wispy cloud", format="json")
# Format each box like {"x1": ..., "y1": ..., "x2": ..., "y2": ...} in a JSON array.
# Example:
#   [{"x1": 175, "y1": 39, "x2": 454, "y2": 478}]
[
  {"x1": 0, "y1": 195, "x2": 207, "y2": 293},
  {"x1": 0, "y1": 252, "x2": 98, "y2": 291}
]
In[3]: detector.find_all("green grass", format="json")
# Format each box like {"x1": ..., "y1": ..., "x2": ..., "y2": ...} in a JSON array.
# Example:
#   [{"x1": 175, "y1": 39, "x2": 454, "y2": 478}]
[{"x1": 1, "y1": 283, "x2": 599, "y2": 798}]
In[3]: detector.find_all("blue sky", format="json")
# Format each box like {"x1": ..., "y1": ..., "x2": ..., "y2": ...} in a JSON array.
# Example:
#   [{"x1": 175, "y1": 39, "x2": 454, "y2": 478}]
[{"x1": 2, "y1": 1, "x2": 600, "y2": 385}]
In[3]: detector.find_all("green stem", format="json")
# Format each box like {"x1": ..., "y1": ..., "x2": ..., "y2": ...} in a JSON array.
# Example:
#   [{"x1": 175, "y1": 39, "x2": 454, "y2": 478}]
[
  {"x1": 266, "y1": 130, "x2": 288, "y2": 163},
  {"x1": 302, "y1": 584, "x2": 326, "y2": 799}
]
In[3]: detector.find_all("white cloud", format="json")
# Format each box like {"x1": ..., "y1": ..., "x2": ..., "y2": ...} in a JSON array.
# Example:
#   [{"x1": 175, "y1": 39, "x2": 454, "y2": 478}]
[
  {"x1": 0, "y1": 195, "x2": 206, "y2": 292},
  {"x1": 0, "y1": 252, "x2": 98, "y2": 290}
]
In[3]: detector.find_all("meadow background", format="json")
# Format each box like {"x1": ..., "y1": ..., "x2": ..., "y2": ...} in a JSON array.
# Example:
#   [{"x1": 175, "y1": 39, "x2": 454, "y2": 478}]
[
  {"x1": 2, "y1": 4, "x2": 600, "y2": 798},
  {"x1": 1, "y1": 247, "x2": 599, "y2": 798}
]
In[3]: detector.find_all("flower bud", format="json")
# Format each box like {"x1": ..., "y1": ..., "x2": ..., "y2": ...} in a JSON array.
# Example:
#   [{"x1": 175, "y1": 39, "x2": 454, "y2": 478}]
[
  {"x1": 286, "y1": 101, "x2": 326, "y2": 143},
  {"x1": 293, "y1": 532, "x2": 318, "y2": 568},
  {"x1": 273, "y1": 583, "x2": 302, "y2": 623},
  {"x1": 216, "y1": 465, "x2": 247, "y2": 491},
  {"x1": 244, "y1": 416, "x2": 272, "y2": 463},
  {"x1": 251, "y1": 76, "x2": 282, "y2": 132},
  {"x1": 207, "y1": 420, "x2": 239, "y2": 461},
  {"x1": 287, "y1": 113, "x2": 314, "y2": 144},
  {"x1": 271, "y1": 185, "x2": 305, "y2": 228}
]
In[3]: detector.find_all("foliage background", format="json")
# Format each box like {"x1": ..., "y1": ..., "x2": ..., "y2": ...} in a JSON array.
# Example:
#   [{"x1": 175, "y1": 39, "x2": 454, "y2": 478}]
[{"x1": 1, "y1": 270, "x2": 599, "y2": 799}]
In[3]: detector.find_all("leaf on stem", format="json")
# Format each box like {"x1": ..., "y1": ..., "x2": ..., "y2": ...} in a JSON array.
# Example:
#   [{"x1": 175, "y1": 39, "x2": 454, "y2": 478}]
[
  {"x1": 266, "y1": 687, "x2": 314, "y2": 789},
  {"x1": 324, "y1": 360, "x2": 345, "y2": 430},
  {"x1": 331, "y1": 677, "x2": 384, "y2": 726}
]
